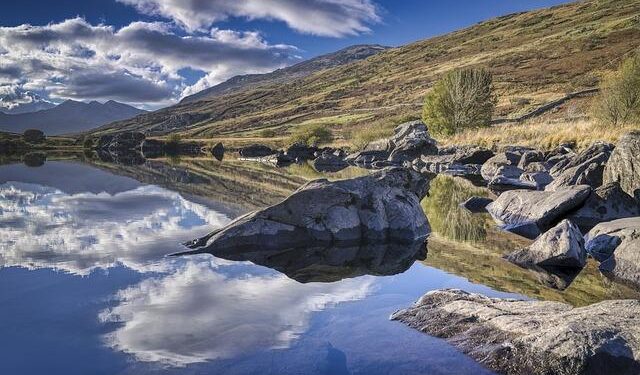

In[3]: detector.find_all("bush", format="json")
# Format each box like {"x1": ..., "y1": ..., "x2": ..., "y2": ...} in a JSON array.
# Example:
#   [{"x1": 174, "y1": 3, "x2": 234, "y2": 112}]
[
  {"x1": 593, "y1": 51, "x2": 640, "y2": 127},
  {"x1": 258, "y1": 128, "x2": 277, "y2": 138},
  {"x1": 422, "y1": 68, "x2": 497, "y2": 137},
  {"x1": 288, "y1": 124, "x2": 333, "y2": 146},
  {"x1": 23, "y1": 129, "x2": 46, "y2": 144},
  {"x1": 83, "y1": 137, "x2": 94, "y2": 149}
]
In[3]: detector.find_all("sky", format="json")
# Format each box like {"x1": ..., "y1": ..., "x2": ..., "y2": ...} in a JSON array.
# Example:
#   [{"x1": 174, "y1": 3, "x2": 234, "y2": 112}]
[{"x1": 0, "y1": 0, "x2": 573, "y2": 111}]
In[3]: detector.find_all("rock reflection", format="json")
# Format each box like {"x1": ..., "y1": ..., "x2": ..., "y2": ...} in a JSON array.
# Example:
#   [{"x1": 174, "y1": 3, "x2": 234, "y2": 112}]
[
  {"x1": 99, "y1": 259, "x2": 374, "y2": 366},
  {"x1": 189, "y1": 240, "x2": 427, "y2": 283},
  {"x1": 0, "y1": 182, "x2": 230, "y2": 274}
]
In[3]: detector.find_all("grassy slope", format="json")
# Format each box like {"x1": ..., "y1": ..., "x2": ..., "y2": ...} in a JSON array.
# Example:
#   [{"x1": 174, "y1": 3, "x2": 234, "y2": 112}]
[{"x1": 93, "y1": 0, "x2": 640, "y2": 148}]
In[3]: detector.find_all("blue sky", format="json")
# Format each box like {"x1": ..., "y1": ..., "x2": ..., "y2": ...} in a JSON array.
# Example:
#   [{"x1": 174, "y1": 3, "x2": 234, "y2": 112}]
[{"x1": 0, "y1": 0, "x2": 572, "y2": 111}]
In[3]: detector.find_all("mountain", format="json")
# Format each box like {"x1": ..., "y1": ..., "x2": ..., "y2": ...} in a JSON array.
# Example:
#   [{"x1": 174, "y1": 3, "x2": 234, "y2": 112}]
[
  {"x1": 0, "y1": 100, "x2": 147, "y2": 135},
  {"x1": 180, "y1": 44, "x2": 389, "y2": 104},
  {"x1": 0, "y1": 90, "x2": 55, "y2": 114},
  {"x1": 93, "y1": 0, "x2": 640, "y2": 139}
]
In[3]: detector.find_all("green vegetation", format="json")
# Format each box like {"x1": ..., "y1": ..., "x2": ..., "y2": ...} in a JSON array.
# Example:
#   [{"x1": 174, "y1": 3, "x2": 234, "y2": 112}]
[
  {"x1": 23, "y1": 129, "x2": 46, "y2": 144},
  {"x1": 423, "y1": 68, "x2": 497, "y2": 137},
  {"x1": 82, "y1": 137, "x2": 94, "y2": 149},
  {"x1": 593, "y1": 50, "x2": 640, "y2": 127},
  {"x1": 287, "y1": 124, "x2": 333, "y2": 146}
]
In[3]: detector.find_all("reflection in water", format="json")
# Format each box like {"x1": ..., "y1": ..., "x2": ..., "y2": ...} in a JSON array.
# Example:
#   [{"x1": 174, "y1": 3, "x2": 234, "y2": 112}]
[
  {"x1": 196, "y1": 240, "x2": 427, "y2": 283},
  {"x1": 0, "y1": 181, "x2": 230, "y2": 274},
  {"x1": 421, "y1": 175, "x2": 489, "y2": 243},
  {"x1": 99, "y1": 259, "x2": 374, "y2": 366}
]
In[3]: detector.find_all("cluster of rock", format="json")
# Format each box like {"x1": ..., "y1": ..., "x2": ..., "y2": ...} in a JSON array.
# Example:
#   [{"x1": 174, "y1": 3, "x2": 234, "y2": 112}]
[{"x1": 237, "y1": 142, "x2": 348, "y2": 170}]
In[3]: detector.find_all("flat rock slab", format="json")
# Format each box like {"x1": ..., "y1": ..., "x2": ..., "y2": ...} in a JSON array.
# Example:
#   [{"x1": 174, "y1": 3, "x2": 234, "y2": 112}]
[
  {"x1": 486, "y1": 185, "x2": 591, "y2": 238},
  {"x1": 391, "y1": 289, "x2": 640, "y2": 375},
  {"x1": 184, "y1": 168, "x2": 431, "y2": 255}
]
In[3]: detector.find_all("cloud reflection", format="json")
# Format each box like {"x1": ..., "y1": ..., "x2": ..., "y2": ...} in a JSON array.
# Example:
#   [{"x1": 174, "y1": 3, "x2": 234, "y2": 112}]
[
  {"x1": 0, "y1": 182, "x2": 231, "y2": 274},
  {"x1": 99, "y1": 260, "x2": 374, "y2": 366}
]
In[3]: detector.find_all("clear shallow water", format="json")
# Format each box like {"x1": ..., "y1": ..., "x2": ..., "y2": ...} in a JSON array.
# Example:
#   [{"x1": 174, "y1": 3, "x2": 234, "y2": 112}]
[{"x1": 0, "y1": 160, "x2": 530, "y2": 375}]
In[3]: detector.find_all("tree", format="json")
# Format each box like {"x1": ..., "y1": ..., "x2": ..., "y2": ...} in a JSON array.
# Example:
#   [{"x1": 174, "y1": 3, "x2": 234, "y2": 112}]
[
  {"x1": 23, "y1": 129, "x2": 46, "y2": 144},
  {"x1": 593, "y1": 51, "x2": 640, "y2": 127},
  {"x1": 422, "y1": 68, "x2": 497, "y2": 137}
]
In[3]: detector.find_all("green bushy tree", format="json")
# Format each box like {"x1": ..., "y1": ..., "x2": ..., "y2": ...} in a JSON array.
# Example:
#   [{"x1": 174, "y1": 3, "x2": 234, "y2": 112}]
[{"x1": 593, "y1": 51, "x2": 640, "y2": 127}]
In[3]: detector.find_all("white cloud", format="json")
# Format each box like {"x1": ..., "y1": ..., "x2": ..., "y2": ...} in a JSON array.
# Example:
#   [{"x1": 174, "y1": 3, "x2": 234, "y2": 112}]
[
  {"x1": 0, "y1": 18, "x2": 299, "y2": 108},
  {"x1": 0, "y1": 182, "x2": 231, "y2": 275},
  {"x1": 118, "y1": 0, "x2": 381, "y2": 37},
  {"x1": 99, "y1": 260, "x2": 374, "y2": 366}
]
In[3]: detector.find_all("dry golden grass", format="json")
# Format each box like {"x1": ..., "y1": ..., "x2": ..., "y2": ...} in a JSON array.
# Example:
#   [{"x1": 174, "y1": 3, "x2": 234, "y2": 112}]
[{"x1": 440, "y1": 118, "x2": 639, "y2": 150}]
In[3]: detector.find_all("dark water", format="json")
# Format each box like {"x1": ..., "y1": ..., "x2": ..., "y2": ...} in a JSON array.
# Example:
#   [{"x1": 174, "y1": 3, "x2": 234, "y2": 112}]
[{"x1": 0, "y1": 157, "x2": 632, "y2": 374}]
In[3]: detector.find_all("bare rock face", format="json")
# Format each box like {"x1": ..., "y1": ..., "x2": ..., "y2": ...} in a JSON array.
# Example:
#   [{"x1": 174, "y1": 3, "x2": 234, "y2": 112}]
[
  {"x1": 604, "y1": 131, "x2": 640, "y2": 201},
  {"x1": 184, "y1": 168, "x2": 431, "y2": 255},
  {"x1": 507, "y1": 219, "x2": 586, "y2": 268},
  {"x1": 486, "y1": 185, "x2": 592, "y2": 238},
  {"x1": 585, "y1": 218, "x2": 640, "y2": 288},
  {"x1": 567, "y1": 182, "x2": 640, "y2": 233},
  {"x1": 387, "y1": 121, "x2": 438, "y2": 163},
  {"x1": 391, "y1": 289, "x2": 640, "y2": 375}
]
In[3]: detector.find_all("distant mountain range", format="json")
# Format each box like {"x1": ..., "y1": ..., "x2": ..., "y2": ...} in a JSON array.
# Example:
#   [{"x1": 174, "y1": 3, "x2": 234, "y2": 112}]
[
  {"x1": 0, "y1": 91, "x2": 56, "y2": 114},
  {"x1": 180, "y1": 44, "x2": 389, "y2": 104},
  {"x1": 0, "y1": 100, "x2": 146, "y2": 135}
]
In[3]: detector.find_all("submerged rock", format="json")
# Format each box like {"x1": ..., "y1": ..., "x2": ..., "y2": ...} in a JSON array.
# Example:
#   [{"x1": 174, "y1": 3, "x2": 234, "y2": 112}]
[
  {"x1": 507, "y1": 219, "x2": 586, "y2": 268},
  {"x1": 604, "y1": 131, "x2": 640, "y2": 201},
  {"x1": 486, "y1": 185, "x2": 591, "y2": 238},
  {"x1": 184, "y1": 168, "x2": 431, "y2": 255},
  {"x1": 391, "y1": 289, "x2": 640, "y2": 375}
]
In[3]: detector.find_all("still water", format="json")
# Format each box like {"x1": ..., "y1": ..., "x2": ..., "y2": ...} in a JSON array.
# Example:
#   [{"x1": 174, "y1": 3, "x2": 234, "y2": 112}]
[{"x1": 0, "y1": 157, "x2": 630, "y2": 374}]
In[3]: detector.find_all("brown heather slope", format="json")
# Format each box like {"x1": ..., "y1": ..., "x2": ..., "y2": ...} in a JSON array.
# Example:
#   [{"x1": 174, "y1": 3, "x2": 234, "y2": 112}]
[{"x1": 92, "y1": 0, "x2": 640, "y2": 144}]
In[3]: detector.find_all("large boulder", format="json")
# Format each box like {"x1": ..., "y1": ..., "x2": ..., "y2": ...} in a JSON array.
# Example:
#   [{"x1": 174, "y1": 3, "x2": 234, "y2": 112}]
[
  {"x1": 545, "y1": 151, "x2": 611, "y2": 191},
  {"x1": 460, "y1": 196, "x2": 494, "y2": 213},
  {"x1": 238, "y1": 144, "x2": 276, "y2": 158},
  {"x1": 184, "y1": 168, "x2": 431, "y2": 255},
  {"x1": 604, "y1": 131, "x2": 640, "y2": 201},
  {"x1": 391, "y1": 289, "x2": 640, "y2": 375},
  {"x1": 480, "y1": 151, "x2": 521, "y2": 181},
  {"x1": 387, "y1": 121, "x2": 437, "y2": 163},
  {"x1": 567, "y1": 182, "x2": 640, "y2": 233},
  {"x1": 585, "y1": 218, "x2": 640, "y2": 287},
  {"x1": 486, "y1": 185, "x2": 592, "y2": 238},
  {"x1": 312, "y1": 153, "x2": 349, "y2": 172},
  {"x1": 285, "y1": 143, "x2": 319, "y2": 160},
  {"x1": 439, "y1": 145, "x2": 494, "y2": 165},
  {"x1": 507, "y1": 219, "x2": 586, "y2": 268}
]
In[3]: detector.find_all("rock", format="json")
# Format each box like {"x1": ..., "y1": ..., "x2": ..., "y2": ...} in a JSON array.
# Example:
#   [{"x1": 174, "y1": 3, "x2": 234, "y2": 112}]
[
  {"x1": 486, "y1": 185, "x2": 592, "y2": 238},
  {"x1": 345, "y1": 150, "x2": 389, "y2": 166},
  {"x1": 97, "y1": 132, "x2": 145, "y2": 151},
  {"x1": 184, "y1": 168, "x2": 431, "y2": 254},
  {"x1": 523, "y1": 161, "x2": 549, "y2": 173},
  {"x1": 517, "y1": 150, "x2": 545, "y2": 169},
  {"x1": 585, "y1": 216, "x2": 640, "y2": 265},
  {"x1": 387, "y1": 121, "x2": 438, "y2": 163},
  {"x1": 480, "y1": 152, "x2": 521, "y2": 181},
  {"x1": 604, "y1": 131, "x2": 640, "y2": 201},
  {"x1": 312, "y1": 153, "x2": 349, "y2": 172},
  {"x1": 243, "y1": 152, "x2": 293, "y2": 167},
  {"x1": 238, "y1": 144, "x2": 276, "y2": 158},
  {"x1": 520, "y1": 171, "x2": 553, "y2": 190},
  {"x1": 211, "y1": 142, "x2": 224, "y2": 161},
  {"x1": 391, "y1": 289, "x2": 640, "y2": 375},
  {"x1": 460, "y1": 196, "x2": 494, "y2": 213},
  {"x1": 507, "y1": 219, "x2": 586, "y2": 268},
  {"x1": 363, "y1": 138, "x2": 391, "y2": 152},
  {"x1": 547, "y1": 153, "x2": 574, "y2": 173},
  {"x1": 545, "y1": 151, "x2": 611, "y2": 191},
  {"x1": 567, "y1": 182, "x2": 640, "y2": 233},
  {"x1": 286, "y1": 143, "x2": 318, "y2": 160},
  {"x1": 488, "y1": 165, "x2": 536, "y2": 191},
  {"x1": 438, "y1": 145, "x2": 494, "y2": 165}
]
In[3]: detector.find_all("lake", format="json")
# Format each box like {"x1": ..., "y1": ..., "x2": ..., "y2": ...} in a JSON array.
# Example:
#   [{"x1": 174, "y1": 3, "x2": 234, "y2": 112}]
[{"x1": 1, "y1": 156, "x2": 637, "y2": 374}]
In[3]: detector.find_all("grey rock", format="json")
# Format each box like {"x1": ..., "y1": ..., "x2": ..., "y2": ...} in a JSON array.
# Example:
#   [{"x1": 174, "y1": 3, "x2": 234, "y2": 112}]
[
  {"x1": 460, "y1": 196, "x2": 494, "y2": 213},
  {"x1": 507, "y1": 219, "x2": 586, "y2": 268},
  {"x1": 312, "y1": 153, "x2": 349, "y2": 172},
  {"x1": 184, "y1": 168, "x2": 431, "y2": 255},
  {"x1": 547, "y1": 153, "x2": 575, "y2": 174},
  {"x1": 238, "y1": 144, "x2": 276, "y2": 158},
  {"x1": 568, "y1": 182, "x2": 640, "y2": 233},
  {"x1": 387, "y1": 121, "x2": 438, "y2": 163},
  {"x1": 346, "y1": 150, "x2": 389, "y2": 166},
  {"x1": 486, "y1": 185, "x2": 591, "y2": 238},
  {"x1": 585, "y1": 217, "x2": 640, "y2": 262},
  {"x1": 518, "y1": 150, "x2": 545, "y2": 169},
  {"x1": 440, "y1": 145, "x2": 495, "y2": 165},
  {"x1": 285, "y1": 143, "x2": 318, "y2": 160},
  {"x1": 523, "y1": 161, "x2": 549, "y2": 173},
  {"x1": 211, "y1": 142, "x2": 224, "y2": 161},
  {"x1": 97, "y1": 132, "x2": 145, "y2": 151},
  {"x1": 604, "y1": 131, "x2": 640, "y2": 201},
  {"x1": 391, "y1": 289, "x2": 640, "y2": 375},
  {"x1": 481, "y1": 152, "x2": 521, "y2": 181},
  {"x1": 520, "y1": 171, "x2": 553, "y2": 190},
  {"x1": 545, "y1": 151, "x2": 610, "y2": 191}
]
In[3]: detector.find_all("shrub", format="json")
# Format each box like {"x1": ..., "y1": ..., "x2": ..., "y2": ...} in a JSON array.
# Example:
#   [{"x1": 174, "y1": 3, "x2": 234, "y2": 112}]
[
  {"x1": 288, "y1": 124, "x2": 333, "y2": 146},
  {"x1": 83, "y1": 137, "x2": 94, "y2": 149},
  {"x1": 23, "y1": 129, "x2": 46, "y2": 144},
  {"x1": 592, "y1": 51, "x2": 640, "y2": 127},
  {"x1": 422, "y1": 68, "x2": 497, "y2": 137},
  {"x1": 258, "y1": 128, "x2": 277, "y2": 138}
]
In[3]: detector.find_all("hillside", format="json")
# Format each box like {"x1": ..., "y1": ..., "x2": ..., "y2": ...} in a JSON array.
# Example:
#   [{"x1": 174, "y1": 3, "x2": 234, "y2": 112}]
[
  {"x1": 181, "y1": 44, "x2": 388, "y2": 104},
  {"x1": 93, "y1": 0, "x2": 640, "y2": 144},
  {"x1": 0, "y1": 100, "x2": 146, "y2": 135}
]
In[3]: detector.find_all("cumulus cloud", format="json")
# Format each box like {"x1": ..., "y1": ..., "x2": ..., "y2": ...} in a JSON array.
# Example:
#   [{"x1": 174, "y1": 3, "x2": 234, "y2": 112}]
[
  {"x1": 0, "y1": 18, "x2": 299, "y2": 108},
  {"x1": 0, "y1": 182, "x2": 231, "y2": 275},
  {"x1": 99, "y1": 260, "x2": 374, "y2": 366},
  {"x1": 118, "y1": 0, "x2": 381, "y2": 37},
  {"x1": 0, "y1": 85, "x2": 55, "y2": 114}
]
